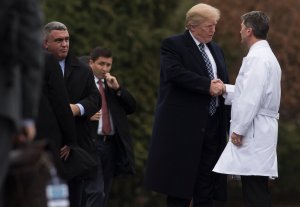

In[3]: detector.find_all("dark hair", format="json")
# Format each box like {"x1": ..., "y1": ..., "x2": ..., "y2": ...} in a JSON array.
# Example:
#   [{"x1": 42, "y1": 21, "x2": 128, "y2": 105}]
[
  {"x1": 241, "y1": 11, "x2": 270, "y2": 39},
  {"x1": 89, "y1": 47, "x2": 112, "y2": 61}
]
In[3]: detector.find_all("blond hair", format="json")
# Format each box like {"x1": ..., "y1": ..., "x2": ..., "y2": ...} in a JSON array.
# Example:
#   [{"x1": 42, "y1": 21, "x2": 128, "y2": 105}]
[{"x1": 185, "y1": 3, "x2": 220, "y2": 29}]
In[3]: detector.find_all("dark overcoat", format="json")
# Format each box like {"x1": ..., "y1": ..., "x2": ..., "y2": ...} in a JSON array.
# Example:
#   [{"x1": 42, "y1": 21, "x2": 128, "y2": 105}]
[
  {"x1": 36, "y1": 53, "x2": 77, "y2": 150},
  {"x1": 36, "y1": 53, "x2": 100, "y2": 180},
  {"x1": 144, "y1": 30, "x2": 230, "y2": 200}
]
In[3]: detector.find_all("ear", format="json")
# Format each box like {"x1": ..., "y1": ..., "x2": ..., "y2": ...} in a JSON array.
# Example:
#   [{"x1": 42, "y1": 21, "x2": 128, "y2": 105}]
[
  {"x1": 88, "y1": 59, "x2": 93, "y2": 66},
  {"x1": 246, "y1": 27, "x2": 253, "y2": 36},
  {"x1": 43, "y1": 40, "x2": 48, "y2": 49}
]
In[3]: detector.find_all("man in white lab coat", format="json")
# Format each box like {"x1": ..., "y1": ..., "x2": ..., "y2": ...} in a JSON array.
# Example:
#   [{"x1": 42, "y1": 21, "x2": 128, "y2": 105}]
[{"x1": 213, "y1": 11, "x2": 281, "y2": 207}]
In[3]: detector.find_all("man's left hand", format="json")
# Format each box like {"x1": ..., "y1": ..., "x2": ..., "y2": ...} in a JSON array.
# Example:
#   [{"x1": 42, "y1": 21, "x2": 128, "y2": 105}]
[
  {"x1": 105, "y1": 73, "x2": 120, "y2": 90},
  {"x1": 231, "y1": 132, "x2": 242, "y2": 146},
  {"x1": 60, "y1": 145, "x2": 71, "y2": 160}
]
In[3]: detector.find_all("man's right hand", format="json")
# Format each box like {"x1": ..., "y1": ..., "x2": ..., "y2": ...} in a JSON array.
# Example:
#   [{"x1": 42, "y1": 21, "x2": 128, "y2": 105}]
[
  {"x1": 210, "y1": 79, "x2": 224, "y2": 96},
  {"x1": 70, "y1": 104, "x2": 80, "y2": 116}
]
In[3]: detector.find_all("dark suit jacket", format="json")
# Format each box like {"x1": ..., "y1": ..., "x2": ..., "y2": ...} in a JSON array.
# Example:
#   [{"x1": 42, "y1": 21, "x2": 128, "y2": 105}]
[
  {"x1": 91, "y1": 82, "x2": 136, "y2": 175},
  {"x1": 0, "y1": 0, "x2": 43, "y2": 129},
  {"x1": 63, "y1": 54, "x2": 101, "y2": 156},
  {"x1": 144, "y1": 30, "x2": 230, "y2": 200}
]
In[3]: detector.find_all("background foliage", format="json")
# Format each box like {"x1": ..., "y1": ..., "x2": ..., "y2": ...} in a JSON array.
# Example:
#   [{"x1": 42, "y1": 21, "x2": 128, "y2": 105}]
[{"x1": 43, "y1": 0, "x2": 300, "y2": 206}]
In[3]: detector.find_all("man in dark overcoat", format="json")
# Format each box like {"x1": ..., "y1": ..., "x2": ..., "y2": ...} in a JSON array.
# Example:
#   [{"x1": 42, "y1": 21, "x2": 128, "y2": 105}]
[
  {"x1": 43, "y1": 21, "x2": 101, "y2": 207},
  {"x1": 144, "y1": 3, "x2": 230, "y2": 207}
]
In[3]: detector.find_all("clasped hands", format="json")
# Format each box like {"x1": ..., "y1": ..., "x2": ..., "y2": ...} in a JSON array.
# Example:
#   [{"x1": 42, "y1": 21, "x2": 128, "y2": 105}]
[{"x1": 210, "y1": 79, "x2": 226, "y2": 97}]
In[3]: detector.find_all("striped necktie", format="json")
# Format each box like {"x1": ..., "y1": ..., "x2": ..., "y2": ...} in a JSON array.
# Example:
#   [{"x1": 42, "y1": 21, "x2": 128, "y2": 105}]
[{"x1": 198, "y1": 43, "x2": 217, "y2": 116}]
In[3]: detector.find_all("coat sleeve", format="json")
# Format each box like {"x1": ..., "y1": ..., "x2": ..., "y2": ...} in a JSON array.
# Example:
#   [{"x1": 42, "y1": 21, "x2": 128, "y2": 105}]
[
  {"x1": 223, "y1": 84, "x2": 235, "y2": 105},
  {"x1": 78, "y1": 66, "x2": 102, "y2": 118},
  {"x1": 114, "y1": 87, "x2": 136, "y2": 115},
  {"x1": 231, "y1": 56, "x2": 268, "y2": 136}
]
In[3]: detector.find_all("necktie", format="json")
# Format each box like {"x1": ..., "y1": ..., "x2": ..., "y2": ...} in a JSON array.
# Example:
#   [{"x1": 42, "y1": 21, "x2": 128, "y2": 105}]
[
  {"x1": 198, "y1": 43, "x2": 217, "y2": 116},
  {"x1": 98, "y1": 80, "x2": 112, "y2": 134}
]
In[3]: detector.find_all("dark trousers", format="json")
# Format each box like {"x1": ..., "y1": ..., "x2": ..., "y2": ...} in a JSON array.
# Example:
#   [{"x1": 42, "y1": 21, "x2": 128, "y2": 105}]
[
  {"x1": 97, "y1": 135, "x2": 117, "y2": 207},
  {"x1": 68, "y1": 175, "x2": 84, "y2": 207},
  {"x1": 167, "y1": 111, "x2": 220, "y2": 207},
  {"x1": 81, "y1": 135, "x2": 116, "y2": 207},
  {"x1": 0, "y1": 118, "x2": 14, "y2": 207},
  {"x1": 81, "y1": 159, "x2": 105, "y2": 207},
  {"x1": 241, "y1": 176, "x2": 271, "y2": 207}
]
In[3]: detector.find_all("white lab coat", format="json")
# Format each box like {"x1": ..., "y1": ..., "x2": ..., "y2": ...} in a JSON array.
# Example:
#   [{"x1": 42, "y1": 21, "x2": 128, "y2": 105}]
[{"x1": 213, "y1": 40, "x2": 281, "y2": 177}]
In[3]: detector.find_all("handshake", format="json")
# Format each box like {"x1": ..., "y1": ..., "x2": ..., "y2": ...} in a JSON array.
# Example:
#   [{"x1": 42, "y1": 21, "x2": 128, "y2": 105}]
[{"x1": 210, "y1": 79, "x2": 226, "y2": 97}]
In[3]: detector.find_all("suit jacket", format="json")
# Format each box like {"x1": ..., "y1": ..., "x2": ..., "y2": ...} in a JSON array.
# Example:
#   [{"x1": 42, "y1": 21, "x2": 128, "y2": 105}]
[
  {"x1": 144, "y1": 30, "x2": 230, "y2": 200},
  {"x1": 63, "y1": 54, "x2": 101, "y2": 155},
  {"x1": 91, "y1": 81, "x2": 136, "y2": 175},
  {"x1": 0, "y1": 0, "x2": 43, "y2": 129}
]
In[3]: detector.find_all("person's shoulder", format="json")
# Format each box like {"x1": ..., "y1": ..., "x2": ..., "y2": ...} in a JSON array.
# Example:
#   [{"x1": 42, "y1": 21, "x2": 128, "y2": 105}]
[
  {"x1": 77, "y1": 57, "x2": 90, "y2": 70},
  {"x1": 68, "y1": 54, "x2": 90, "y2": 70},
  {"x1": 161, "y1": 32, "x2": 187, "y2": 48},
  {"x1": 164, "y1": 32, "x2": 185, "y2": 42}
]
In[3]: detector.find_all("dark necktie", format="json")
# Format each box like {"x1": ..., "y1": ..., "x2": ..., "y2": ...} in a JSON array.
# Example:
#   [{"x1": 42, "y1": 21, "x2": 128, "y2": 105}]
[
  {"x1": 98, "y1": 80, "x2": 112, "y2": 134},
  {"x1": 198, "y1": 43, "x2": 217, "y2": 116}
]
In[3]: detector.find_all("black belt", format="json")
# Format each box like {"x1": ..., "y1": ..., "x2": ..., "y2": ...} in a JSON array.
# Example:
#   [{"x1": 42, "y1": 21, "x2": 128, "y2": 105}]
[{"x1": 97, "y1": 134, "x2": 115, "y2": 142}]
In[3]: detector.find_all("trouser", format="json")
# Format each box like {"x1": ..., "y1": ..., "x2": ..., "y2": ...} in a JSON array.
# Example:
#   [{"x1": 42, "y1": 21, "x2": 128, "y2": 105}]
[
  {"x1": 68, "y1": 175, "x2": 84, "y2": 207},
  {"x1": 97, "y1": 135, "x2": 116, "y2": 207},
  {"x1": 81, "y1": 146, "x2": 105, "y2": 207},
  {"x1": 167, "y1": 110, "x2": 221, "y2": 207},
  {"x1": 241, "y1": 176, "x2": 271, "y2": 207},
  {"x1": 81, "y1": 134, "x2": 116, "y2": 207},
  {"x1": 0, "y1": 118, "x2": 14, "y2": 207}
]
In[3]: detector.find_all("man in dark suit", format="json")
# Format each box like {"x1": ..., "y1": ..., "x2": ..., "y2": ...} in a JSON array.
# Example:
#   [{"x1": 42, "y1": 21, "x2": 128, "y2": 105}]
[
  {"x1": 43, "y1": 21, "x2": 101, "y2": 207},
  {"x1": 144, "y1": 3, "x2": 230, "y2": 207},
  {"x1": 85, "y1": 47, "x2": 136, "y2": 207},
  {"x1": 0, "y1": 0, "x2": 43, "y2": 206}
]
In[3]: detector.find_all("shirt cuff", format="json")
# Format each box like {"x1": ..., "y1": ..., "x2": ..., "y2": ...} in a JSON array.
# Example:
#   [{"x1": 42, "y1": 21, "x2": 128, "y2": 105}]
[{"x1": 76, "y1": 103, "x2": 85, "y2": 116}]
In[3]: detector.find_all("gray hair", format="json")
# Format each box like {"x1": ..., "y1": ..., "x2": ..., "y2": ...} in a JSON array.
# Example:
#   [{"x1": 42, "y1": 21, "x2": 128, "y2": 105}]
[
  {"x1": 43, "y1": 21, "x2": 68, "y2": 40},
  {"x1": 241, "y1": 11, "x2": 270, "y2": 39}
]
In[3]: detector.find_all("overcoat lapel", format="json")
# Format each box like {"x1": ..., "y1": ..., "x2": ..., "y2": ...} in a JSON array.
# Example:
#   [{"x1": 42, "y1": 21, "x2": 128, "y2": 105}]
[
  {"x1": 183, "y1": 31, "x2": 210, "y2": 78},
  {"x1": 64, "y1": 55, "x2": 79, "y2": 81}
]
